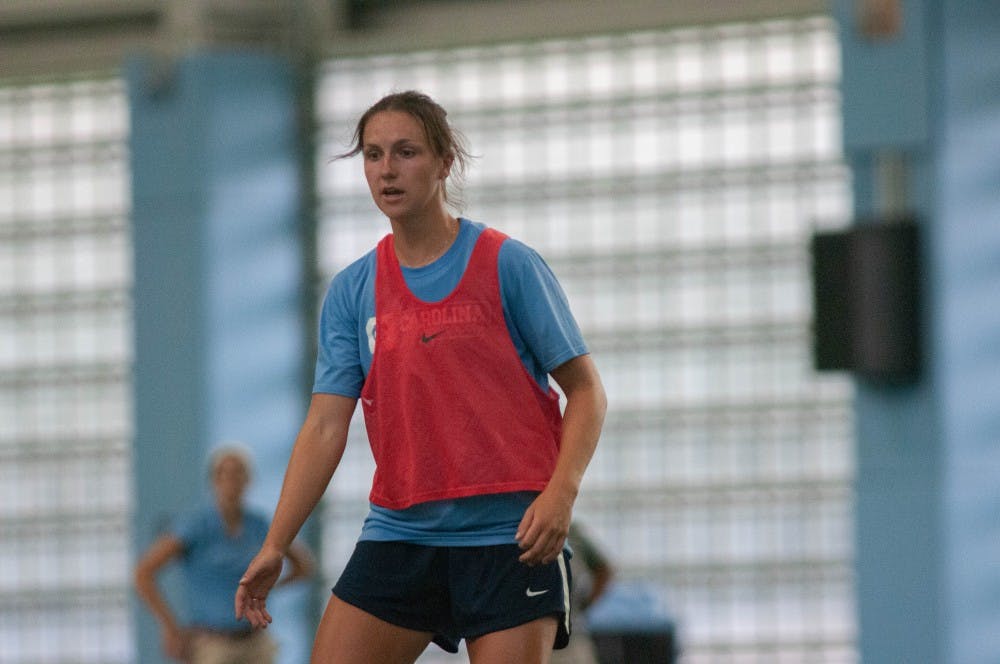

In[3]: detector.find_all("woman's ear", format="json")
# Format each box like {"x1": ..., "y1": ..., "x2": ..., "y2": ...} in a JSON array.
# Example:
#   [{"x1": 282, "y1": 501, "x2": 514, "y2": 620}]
[{"x1": 440, "y1": 153, "x2": 454, "y2": 179}]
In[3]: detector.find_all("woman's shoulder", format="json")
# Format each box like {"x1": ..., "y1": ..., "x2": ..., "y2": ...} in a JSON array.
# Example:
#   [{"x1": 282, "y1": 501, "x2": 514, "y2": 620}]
[
  {"x1": 332, "y1": 246, "x2": 378, "y2": 285},
  {"x1": 325, "y1": 246, "x2": 378, "y2": 309},
  {"x1": 495, "y1": 234, "x2": 550, "y2": 278},
  {"x1": 172, "y1": 503, "x2": 216, "y2": 538},
  {"x1": 468, "y1": 220, "x2": 538, "y2": 264}
]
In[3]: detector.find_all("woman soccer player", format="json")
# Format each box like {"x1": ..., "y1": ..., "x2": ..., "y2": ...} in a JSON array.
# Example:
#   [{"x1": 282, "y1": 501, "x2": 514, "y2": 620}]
[{"x1": 236, "y1": 90, "x2": 606, "y2": 664}]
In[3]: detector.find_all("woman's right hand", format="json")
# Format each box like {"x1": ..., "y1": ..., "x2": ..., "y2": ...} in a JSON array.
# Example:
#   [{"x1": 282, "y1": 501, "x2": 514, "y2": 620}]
[
  {"x1": 234, "y1": 547, "x2": 285, "y2": 629},
  {"x1": 235, "y1": 394, "x2": 356, "y2": 629}
]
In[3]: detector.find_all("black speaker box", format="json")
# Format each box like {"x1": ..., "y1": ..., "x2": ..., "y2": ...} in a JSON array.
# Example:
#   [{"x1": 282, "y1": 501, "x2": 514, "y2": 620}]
[{"x1": 810, "y1": 216, "x2": 922, "y2": 383}]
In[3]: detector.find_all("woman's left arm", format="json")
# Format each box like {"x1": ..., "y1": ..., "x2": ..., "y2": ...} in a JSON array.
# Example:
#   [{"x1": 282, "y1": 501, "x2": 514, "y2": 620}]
[{"x1": 516, "y1": 353, "x2": 607, "y2": 565}]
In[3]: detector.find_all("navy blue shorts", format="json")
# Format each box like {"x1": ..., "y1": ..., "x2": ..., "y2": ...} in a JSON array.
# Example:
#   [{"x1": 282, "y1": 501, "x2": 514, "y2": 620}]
[{"x1": 332, "y1": 541, "x2": 572, "y2": 653}]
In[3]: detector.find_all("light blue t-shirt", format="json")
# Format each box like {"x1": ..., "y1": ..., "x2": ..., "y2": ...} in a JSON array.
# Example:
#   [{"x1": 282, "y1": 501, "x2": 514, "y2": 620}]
[
  {"x1": 313, "y1": 219, "x2": 588, "y2": 545},
  {"x1": 173, "y1": 505, "x2": 269, "y2": 631}
]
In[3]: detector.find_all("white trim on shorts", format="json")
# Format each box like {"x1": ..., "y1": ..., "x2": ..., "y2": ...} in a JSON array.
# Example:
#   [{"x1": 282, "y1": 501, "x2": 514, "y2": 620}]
[{"x1": 558, "y1": 553, "x2": 571, "y2": 636}]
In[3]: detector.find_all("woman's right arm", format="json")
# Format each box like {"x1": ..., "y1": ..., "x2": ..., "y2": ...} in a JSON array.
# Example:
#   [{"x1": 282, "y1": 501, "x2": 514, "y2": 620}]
[{"x1": 235, "y1": 393, "x2": 357, "y2": 627}]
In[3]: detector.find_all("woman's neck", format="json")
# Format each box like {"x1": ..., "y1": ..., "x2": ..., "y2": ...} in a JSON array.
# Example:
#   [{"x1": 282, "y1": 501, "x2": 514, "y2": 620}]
[
  {"x1": 391, "y1": 212, "x2": 460, "y2": 268},
  {"x1": 218, "y1": 502, "x2": 243, "y2": 534}
]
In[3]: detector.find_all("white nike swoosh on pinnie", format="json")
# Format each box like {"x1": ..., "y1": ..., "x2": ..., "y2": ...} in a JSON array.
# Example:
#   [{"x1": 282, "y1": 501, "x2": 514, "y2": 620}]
[{"x1": 526, "y1": 588, "x2": 549, "y2": 597}]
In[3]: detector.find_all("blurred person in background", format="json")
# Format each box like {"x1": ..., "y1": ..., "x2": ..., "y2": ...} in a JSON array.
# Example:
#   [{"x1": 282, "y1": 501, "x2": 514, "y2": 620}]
[
  {"x1": 134, "y1": 444, "x2": 314, "y2": 663},
  {"x1": 551, "y1": 522, "x2": 615, "y2": 664}
]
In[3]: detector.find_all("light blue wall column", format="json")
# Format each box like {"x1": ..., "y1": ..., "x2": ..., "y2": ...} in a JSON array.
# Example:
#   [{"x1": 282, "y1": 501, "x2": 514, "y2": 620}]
[
  {"x1": 836, "y1": 1, "x2": 1000, "y2": 662},
  {"x1": 934, "y1": 2, "x2": 1000, "y2": 661},
  {"x1": 127, "y1": 52, "x2": 314, "y2": 664}
]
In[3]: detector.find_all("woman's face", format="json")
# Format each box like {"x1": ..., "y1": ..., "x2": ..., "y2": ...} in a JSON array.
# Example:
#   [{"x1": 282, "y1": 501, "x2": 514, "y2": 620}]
[
  {"x1": 212, "y1": 455, "x2": 249, "y2": 508},
  {"x1": 361, "y1": 110, "x2": 452, "y2": 223}
]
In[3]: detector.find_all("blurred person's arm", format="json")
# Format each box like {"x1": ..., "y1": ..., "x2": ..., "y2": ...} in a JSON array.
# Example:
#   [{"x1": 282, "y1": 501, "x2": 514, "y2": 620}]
[
  {"x1": 134, "y1": 535, "x2": 189, "y2": 660},
  {"x1": 236, "y1": 393, "x2": 356, "y2": 627},
  {"x1": 570, "y1": 521, "x2": 615, "y2": 609},
  {"x1": 588, "y1": 557, "x2": 614, "y2": 608},
  {"x1": 277, "y1": 538, "x2": 316, "y2": 587}
]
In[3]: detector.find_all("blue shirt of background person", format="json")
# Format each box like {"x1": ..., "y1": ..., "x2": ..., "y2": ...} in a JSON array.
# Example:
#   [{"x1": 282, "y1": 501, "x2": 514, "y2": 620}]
[{"x1": 173, "y1": 505, "x2": 271, "y2": 631}]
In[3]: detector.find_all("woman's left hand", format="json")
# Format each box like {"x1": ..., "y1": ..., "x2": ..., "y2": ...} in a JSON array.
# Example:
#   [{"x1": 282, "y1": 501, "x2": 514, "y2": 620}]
[{"x1": 515, "y1": 488, "x2": 573, "y2": 565}]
